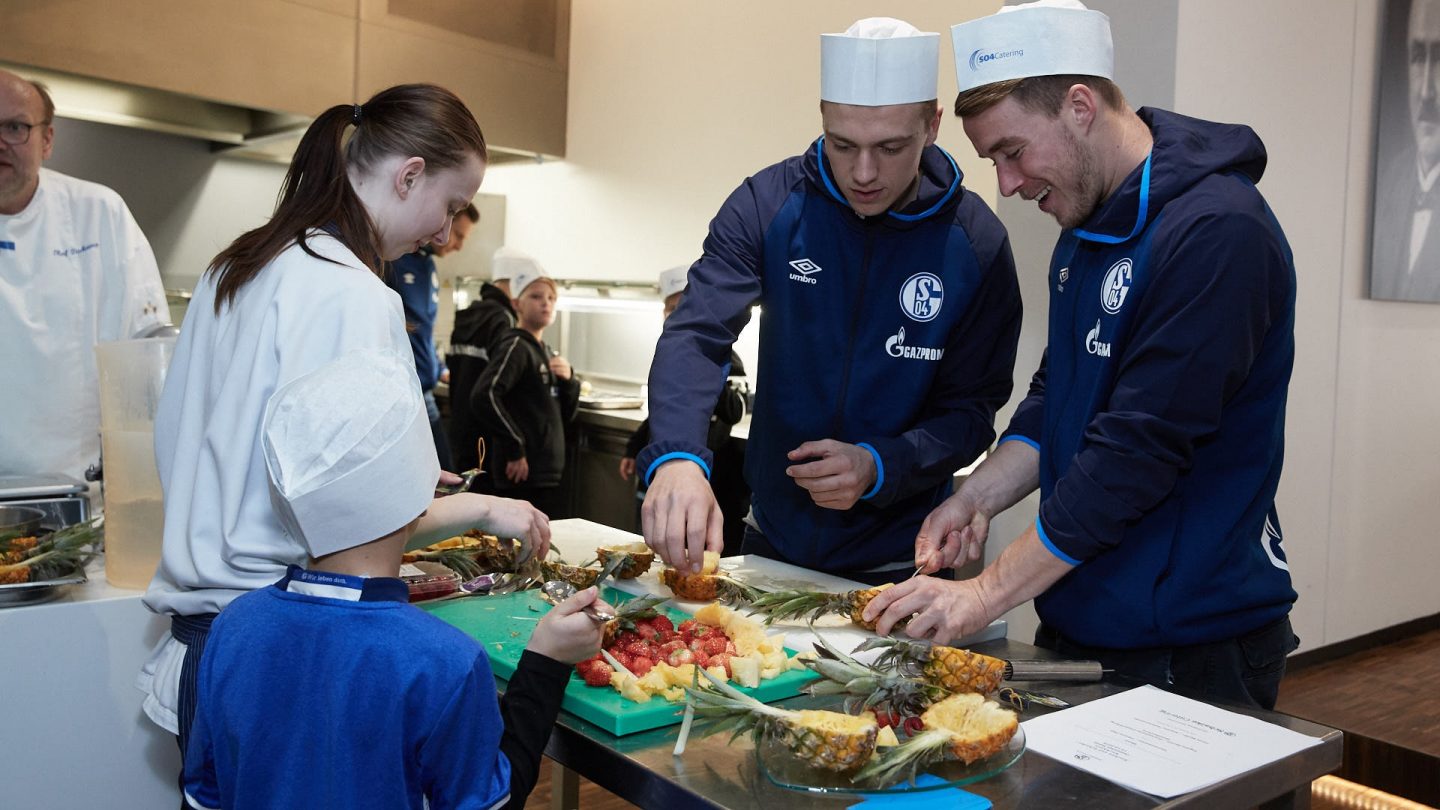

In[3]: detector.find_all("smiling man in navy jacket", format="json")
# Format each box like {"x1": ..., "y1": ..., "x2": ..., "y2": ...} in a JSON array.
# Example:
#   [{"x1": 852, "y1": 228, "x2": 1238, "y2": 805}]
[
  {"x1": 638, "y1": 18, "x2": 1022, "y2": 585},
  {"x1": 866, "y1": 0, "x2": 1300, "y2": 710}
]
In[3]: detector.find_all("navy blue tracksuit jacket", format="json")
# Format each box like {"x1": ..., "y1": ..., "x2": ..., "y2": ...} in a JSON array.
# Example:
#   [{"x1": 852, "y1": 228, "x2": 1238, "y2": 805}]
[
  {"x1": 1004, "y1": 108, "x2": 1299, "y2": 649},
  {"x1": 639, "y1": 139, "x2": 1022, "y2": 573}
]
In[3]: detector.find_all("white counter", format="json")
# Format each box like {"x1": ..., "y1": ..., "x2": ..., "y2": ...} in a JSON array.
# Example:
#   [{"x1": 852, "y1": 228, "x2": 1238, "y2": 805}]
[{"x1": 0, "y1": 558, "x2": 180, "y2": 807}]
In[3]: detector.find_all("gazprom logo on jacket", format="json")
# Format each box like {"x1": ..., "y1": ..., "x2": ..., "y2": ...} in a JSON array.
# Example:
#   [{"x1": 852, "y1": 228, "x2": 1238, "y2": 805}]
[
  {"x1": 1100, "y1": 258, "x2": 1133, "y2": 314},
  {"x1": 899, "y1": 272, "x2": 944, "y2": 322},
  {"x1": 885, "y1": 327, "x2": 944, "y2": 361},
  {"x1": 968, "y1": 48, "x2": 1024, "y2": 71}
]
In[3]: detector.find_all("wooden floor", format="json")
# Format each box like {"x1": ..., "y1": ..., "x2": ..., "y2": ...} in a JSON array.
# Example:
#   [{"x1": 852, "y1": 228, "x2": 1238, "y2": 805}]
[{"x1": 1276, "y1": 627, "x2": 1440, "y2": 807}]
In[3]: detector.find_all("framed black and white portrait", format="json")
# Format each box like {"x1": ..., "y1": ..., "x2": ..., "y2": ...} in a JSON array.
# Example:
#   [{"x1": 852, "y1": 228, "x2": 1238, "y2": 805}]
[{"x1": 1372, "y1": 0, "x2": 1440, "y2": 302}]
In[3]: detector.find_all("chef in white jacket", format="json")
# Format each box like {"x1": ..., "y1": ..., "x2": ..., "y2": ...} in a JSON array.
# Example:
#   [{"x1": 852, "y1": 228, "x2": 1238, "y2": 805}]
[{"x1": 0, "y1": 69, "x2": 168, "y2": 486}]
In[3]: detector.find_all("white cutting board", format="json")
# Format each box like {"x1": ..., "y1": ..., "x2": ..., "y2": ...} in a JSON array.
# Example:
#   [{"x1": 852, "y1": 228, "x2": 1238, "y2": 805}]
[{"x1": 548, "y1": 519, "x2": 1007, "y2": 660}]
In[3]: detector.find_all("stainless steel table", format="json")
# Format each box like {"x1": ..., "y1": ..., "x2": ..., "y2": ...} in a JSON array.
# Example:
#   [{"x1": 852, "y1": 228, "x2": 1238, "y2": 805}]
[{"x1": 535, "y1": 638, "x2": 1342, "y2": 809}]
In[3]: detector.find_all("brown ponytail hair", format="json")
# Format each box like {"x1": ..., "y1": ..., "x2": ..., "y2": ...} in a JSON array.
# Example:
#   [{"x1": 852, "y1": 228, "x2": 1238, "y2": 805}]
[{"x1": 208, "y1": 83, "x2": 487, "y2": 313}]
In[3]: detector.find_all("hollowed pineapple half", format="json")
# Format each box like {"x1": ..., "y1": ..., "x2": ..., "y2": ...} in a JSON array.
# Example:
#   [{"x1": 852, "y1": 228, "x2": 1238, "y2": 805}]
[
  {"x1": 540, "y1": 559, "x2": 600, "y2": 590},
  {"x1": 684, "y1": 669, "x2": 880, "y2": 773},
  {"x1": 595, "y1": 542, "x2": 656, "y2": 579},
  {"x1": 853, "y1": 692, "x2": 1018, "y2": 785},
  {"x1": 921, "y1": 692, "x2": 1019, "y2": 764}
]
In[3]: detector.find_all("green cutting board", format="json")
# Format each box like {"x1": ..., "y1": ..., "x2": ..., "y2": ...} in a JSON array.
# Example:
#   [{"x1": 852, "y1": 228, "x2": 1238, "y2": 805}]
[{"x1": 423, "y1": 587, "x2": 817, "y2": 736}]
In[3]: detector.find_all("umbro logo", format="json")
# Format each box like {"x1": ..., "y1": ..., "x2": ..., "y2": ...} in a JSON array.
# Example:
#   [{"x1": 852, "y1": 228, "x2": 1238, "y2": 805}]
[{"x1": 788, "y1": 258, "x2": 821, "y2": 284}]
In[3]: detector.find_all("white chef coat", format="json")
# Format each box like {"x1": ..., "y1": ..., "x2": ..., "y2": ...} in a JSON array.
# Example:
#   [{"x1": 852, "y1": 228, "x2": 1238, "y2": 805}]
[
  {"x1": 0, "y1": 168, "x2": 168, "y2": 484},
  {"x1": 138, "y1": 232, "x2": 415, "y2": 733}
]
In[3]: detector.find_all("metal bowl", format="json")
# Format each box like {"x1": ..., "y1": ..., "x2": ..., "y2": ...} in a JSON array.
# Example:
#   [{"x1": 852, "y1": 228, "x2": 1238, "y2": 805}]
[{"x1": 0, "y1": 505, "x2": 47, "y2": 535}]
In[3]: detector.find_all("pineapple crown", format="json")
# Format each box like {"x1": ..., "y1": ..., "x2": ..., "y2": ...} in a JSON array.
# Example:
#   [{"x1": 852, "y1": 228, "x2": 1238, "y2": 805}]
[
  {"x1": 804, "y1": 635, "x2": 941, "y2": 715},
  {"x1": 852, "y1": 636, "x2": 935, "y2": 675},
  {"x1": 851, "y1": 728, "x2": 955, "y2": 787},
  {"x1": 746, "y1": 588, "x2": 853, "y2": 625}
]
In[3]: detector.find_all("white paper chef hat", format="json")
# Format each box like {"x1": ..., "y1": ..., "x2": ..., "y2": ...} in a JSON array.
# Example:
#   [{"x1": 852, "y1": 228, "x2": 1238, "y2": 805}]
[
  {"x1": 658, "y1": 265, "x2": 689, "y2": 300},
  {"x1": 490, "y1": 246, "x2": 541, "y2": 284},
  {"x1": 262, "y1": 348, "x2": 439, "y2": 559},
  {"x1": 821, "y1": 18, "x2": 940, "y2": 106},
  {"x1": 511, "y1": 261, "x2": 555, "y2": 298},
  {"x1": 951, "y1": 0, "x2": 1114, "y2": 94}
]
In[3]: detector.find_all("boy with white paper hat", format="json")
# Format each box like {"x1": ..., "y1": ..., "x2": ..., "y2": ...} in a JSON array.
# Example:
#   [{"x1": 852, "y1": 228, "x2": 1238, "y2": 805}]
[
  {"x1": 472, "y1": 257, "x2": 580, "y2": 518},
  {"x1": 181, "y1": 349, "x2": 606, "y2": 810},
  {"x1": 865, "y1": 0, "x2": 1301, "y2": 711},
  {"x1": 637, "y1": 18, "x2": 1022, "y2": 584}
]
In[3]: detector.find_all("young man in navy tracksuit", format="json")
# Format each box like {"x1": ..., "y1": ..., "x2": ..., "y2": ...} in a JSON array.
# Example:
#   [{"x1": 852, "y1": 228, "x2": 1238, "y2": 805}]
[
  {"x1": 867, "y1": 1, "x2": 1299, "y2": 710},
  {"x1": 637, "y1": 18, "x2": 1022, "y2": 585}
]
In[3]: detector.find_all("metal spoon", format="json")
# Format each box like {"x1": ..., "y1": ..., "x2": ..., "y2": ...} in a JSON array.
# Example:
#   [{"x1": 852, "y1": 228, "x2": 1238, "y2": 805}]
[{"x1": 540, "y1": 579, "x2": 616, "y2": 623}]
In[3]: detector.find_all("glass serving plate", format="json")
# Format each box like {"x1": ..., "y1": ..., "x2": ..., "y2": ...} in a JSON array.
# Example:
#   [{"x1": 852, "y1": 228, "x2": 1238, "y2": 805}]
[{"x1": 757, "y1": 725, "x2": 1025, "y2": 795}]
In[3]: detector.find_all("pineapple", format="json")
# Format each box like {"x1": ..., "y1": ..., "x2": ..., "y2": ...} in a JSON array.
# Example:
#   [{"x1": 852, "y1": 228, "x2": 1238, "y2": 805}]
[
  {"x1": 402, "y1": 530, "x2": 519, "y2": 577},
  {"x1": 802, "y1": 636, "x2": 947, "y2": 717},
  {"x1": 539, "y1": 558, "x2": 601, "y2": 590},
  {"x1": 595, "y1": 542, "x2": 656, "y2": 579},
  {"x1": 685, "y1": 668, "x2": 879, "y2": 773},
  {"x1": 747, "y1": 582, "x2": 895, "y2": 630},
  {"x1": 853, "y1": 693, "x2": 1018, "y2": 785},
  {"x1": 854, "y1": 638, "x2": 1007, "y2": 695},
  {"x1": 659, "y1": 567, "x2": 762, "y2": 605},
  {"x1": 599, "y1": 593, "x2": 670, "y2": 647}
]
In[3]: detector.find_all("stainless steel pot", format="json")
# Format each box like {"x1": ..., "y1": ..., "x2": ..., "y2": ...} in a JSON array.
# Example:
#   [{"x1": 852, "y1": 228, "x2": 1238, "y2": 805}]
[{"x1": 0, "y1": 505, "x2": 47, "y2": 535}]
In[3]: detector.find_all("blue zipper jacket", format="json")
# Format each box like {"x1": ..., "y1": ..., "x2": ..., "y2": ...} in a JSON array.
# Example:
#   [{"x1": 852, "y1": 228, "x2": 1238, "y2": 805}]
[
  {"x1": 385, "y1": 248, "x2": 442, "y2": 391},
  {"x1": 639, "y1": 139, "x2": 1021, "y2": 572},
  {"x1": 1002, "y1": 108, "x2": 1298, "y2": 648}
]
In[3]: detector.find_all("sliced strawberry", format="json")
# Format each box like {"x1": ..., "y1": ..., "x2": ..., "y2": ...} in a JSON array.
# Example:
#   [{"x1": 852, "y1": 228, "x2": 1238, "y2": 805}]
[
  {"x1": 666, "y1": 647, "x2": 695, "y2": 667},
  {"x1": 630, "y1": 657, "x2": 655, "y2": 677},
  {"x1": 702, "y1": 636, "x2": 729, "y2": 657},
  {"x1": 708, "y1": 652, "x2": 733, "y2": 676},
  {"x1": 583, "y1": 661, "x2": 614, "y2": 687}
]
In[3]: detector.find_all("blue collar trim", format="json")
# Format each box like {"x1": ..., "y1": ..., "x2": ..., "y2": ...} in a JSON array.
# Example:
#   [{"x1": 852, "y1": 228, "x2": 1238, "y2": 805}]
[
  {"x1": 814, "y1": 137, "x2": 960, "y2": 222},
  {"x1": 1073, "y1": 153, "x2": 1153, "y2": 245},
  {"x1": 278, "y1": 564, "x2": 409, "y2": 603}
]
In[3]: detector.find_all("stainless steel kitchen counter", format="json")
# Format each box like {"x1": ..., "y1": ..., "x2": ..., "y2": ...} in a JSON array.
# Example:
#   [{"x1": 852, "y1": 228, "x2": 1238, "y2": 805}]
[{"x1": 532, "y1": 637, "x2": 1341, "y2": 809}]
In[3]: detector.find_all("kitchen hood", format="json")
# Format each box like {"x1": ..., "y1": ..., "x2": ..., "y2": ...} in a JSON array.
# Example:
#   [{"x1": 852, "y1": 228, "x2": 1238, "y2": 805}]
[
  {"x1": 1, "y1": 60, "x2": 311, "y2": 164},
  {"x1": 2, "y1": 60, "x2": 552, "y2": 166}
]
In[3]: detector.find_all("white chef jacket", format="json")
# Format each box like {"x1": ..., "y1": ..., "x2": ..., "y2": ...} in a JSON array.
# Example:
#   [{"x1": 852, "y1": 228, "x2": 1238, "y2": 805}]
[
  {"x1": 138, "y1": 232, "x2": 416, "y2": 732},
  {"x1": 0, "y1": 168, "x2": 168, "y2": 484}
]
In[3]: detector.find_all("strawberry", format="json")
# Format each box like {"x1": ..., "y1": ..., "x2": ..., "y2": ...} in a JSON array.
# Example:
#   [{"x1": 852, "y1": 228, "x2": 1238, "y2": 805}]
[
  {"x1": 723, "y1": 640, "x2": 737, "y2": 655},
  {"x1": 621, "y1": 639, "x2": 650, "y2": 660},
  {"x1": 689, "y1": 624, "x2": 714, "y2": 640},
  {"x1": 702, "y1": 636, "x2": 729, "y2": 657},
  {"x1": 613, "y1": 630, "x2": 641, "y2": 648},
  {"x1": 659, "y1": 639, "x2": 687, "y2": 656},
  {"x1": 583, "y1": 661, "x2": 614, "y2": 687},
  {"x1": 903, "y1": 715, "x2": 924, "y2": 736},
  {"x1": 635, "y1": 623, "x2": 660, "y2": 641},
  {"x1": 650, "y1": 615, "x2": 675, "y2": 634},
  {"x1": 630, "y1": 656, "x2": 655, "y2": 677},
  {"x1": 708, "y1": 652, "x2": 732, "y2": 676},
  {"x1": 666, "y1": 647, "x2": 695, "y2": 667},
  {"x1": 611, "y1": 651, "x2": 633, "y2": 672},
  {"x1": 692, "y1": 651, "x2": 710, "y2": 669}
]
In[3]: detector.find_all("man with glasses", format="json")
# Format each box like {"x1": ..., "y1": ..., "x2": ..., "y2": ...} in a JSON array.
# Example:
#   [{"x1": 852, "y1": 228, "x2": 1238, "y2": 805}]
[{"x1": 0, "y1": 68, "x2": 168, "y2": 485}]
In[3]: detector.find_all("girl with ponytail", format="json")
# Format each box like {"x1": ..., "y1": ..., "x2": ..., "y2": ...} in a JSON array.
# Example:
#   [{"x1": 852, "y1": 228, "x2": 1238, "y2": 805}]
[{"x1": 138, "y1": 85, "x2": 574, "y2": 805}]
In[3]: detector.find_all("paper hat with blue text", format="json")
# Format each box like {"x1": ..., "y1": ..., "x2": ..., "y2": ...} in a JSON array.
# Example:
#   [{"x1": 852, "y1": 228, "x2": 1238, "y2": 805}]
[
  {"x1": 659, "y1": 265, "x2": 689, "y2": 300},
  {"x1": 821, "y1": 18, "x2": 940, "y2": 106},
  {"x1": 951, "y1": 0, "x2": 1113, "y2": 94}
]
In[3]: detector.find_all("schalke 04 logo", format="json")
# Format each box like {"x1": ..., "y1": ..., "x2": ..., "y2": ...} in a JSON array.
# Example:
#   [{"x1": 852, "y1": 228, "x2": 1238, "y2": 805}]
[
  {"x1": 1100, "y1": 258, "x2": 1133, "y2": 314},
  {"x1": 899, "y1": 272, "x2": 944, "y2": 322}
]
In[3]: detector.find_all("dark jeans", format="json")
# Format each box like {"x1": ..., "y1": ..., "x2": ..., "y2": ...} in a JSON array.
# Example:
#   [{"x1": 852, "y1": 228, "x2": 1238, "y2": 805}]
[
  {"x1": 740, "y1": 522, "x2": 954, "y2": 587},
  {"x1": 1033, "y1": 614, "x2": 1299, "y2": 710}
]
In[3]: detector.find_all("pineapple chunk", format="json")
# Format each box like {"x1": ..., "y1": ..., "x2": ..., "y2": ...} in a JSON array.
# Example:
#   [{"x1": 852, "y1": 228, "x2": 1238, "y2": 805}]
[
  {"x1": 705, "y1": 665, "x2": 729, "y2": 683},
  {"x1": 760, "y1": 666, "x2": 782, "y2": 681},
  {"x1": 637, "y1": 668, "x2": 671, "y2": 694},
  {"x1": 662, "y1": 686, "x2": 685, "y2": 701},
  {"x1": 730, "y1": 654, "x2": 762, "y2": 688},
  {"x1": 700, "y1": 550, "x2": 721, "y2": 575},
  {"x1": 693, "y1": 602, "x2": 732, "y2": 627},
  {"x1": 664, "y1": 663, "x2": 698, "y2": 687},
  {"x1": 876, "y1": 726, "x2": 900, "y2": 747},
  {"x1": 610, "y1": 672, "x2": 652, "y2": 703}
]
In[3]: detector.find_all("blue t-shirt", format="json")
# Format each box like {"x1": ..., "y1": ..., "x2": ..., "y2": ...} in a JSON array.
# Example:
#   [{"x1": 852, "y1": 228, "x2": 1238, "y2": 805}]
[
  {"x1": 183, "y1": 566, "x2": 511, "y2": 810},
  {"x1": 387, "y1": 250, "x2": 443, "y2": 390}
]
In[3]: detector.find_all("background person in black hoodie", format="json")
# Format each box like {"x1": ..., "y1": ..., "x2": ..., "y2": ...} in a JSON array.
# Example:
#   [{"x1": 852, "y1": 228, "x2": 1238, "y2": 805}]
[
  {"x1": 446, "y1": 246, "x2": 533, "y2": 482},
  {"x1": 472, "y1": 263, "x2": 580, "y2": 518}
]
